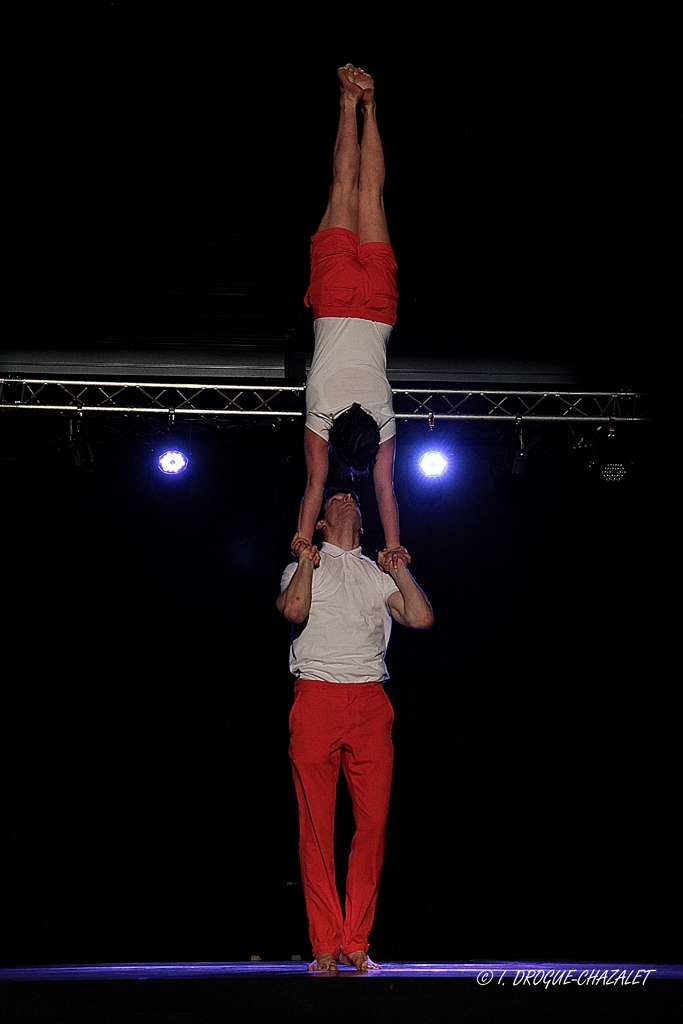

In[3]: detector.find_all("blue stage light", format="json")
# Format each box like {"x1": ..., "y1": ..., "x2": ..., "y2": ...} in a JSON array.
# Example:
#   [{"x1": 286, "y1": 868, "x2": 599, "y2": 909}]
[
  {"x1": 158, "y1": 450, "x2": 189, "y2": 475},
  {"x1": 419, "y1": 451, "x2": 448, "y2": 477}
]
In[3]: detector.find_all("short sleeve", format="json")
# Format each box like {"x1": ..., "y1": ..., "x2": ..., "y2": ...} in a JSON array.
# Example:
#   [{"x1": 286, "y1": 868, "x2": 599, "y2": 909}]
[
  {"x1": 280, "y1": 561, "x2": 298, "y2": 593},
  {"x1": 363, "y1": 557, "x2": 399, "y2": 602},
  {"x1": 304, "y1": 411, "x2": 332, "y2": 442},
  {"x1": 378, "y1": 414, "x2": 396, "y2": 445},
  {"x1": 381, "y1": 571, "x2": 400, "y2": 602}
]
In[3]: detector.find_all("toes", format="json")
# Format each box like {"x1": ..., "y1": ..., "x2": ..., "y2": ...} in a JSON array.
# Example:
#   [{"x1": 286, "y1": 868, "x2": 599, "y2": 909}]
[
  {"x1": 340, "y1": 951, "x2": 376, "y2": 971},
  {"x1": 310, "y1": 954, "x2": 338, "y2": 972}
]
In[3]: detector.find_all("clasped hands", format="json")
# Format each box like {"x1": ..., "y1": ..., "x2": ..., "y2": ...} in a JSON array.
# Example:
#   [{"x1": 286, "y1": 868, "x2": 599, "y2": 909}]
[
  {"x1": 378, "y1": 545, "x2": 411, "y2": 573},
  {"x1": 291, "y1": 533, "x2": 410, "y2": 573},
  {"x1": 291, "y1": 533, "x2": 320, "y2": 567}
]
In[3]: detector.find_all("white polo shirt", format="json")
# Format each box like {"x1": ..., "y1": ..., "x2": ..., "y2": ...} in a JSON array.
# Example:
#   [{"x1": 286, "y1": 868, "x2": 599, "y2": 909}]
[
  {"x1": 280, "y1": 542, "x2": 400, "y2": 683},
  {"x1": 305, "y1": 317, "x2": 396, "y2": 444}
]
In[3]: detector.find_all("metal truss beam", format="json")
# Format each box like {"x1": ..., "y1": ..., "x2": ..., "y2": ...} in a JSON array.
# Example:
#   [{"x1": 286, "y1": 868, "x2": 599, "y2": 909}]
[{"x1": 0, "y1": 378, "x2": 650, "y2": 423}]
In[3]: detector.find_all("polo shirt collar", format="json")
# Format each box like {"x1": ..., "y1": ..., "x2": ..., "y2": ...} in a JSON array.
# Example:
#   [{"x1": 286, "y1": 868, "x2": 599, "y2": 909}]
[{"x1": 321, "y1": 542, "x2": 362, "y2": 558}]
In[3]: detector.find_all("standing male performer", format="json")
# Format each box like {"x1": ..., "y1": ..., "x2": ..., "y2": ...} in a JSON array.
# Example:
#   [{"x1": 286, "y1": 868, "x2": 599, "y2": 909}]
[
  {"x1": 293, "y1": 64, "x2": 407, "y2": 568},
  {"x1": 277, "y1": 489, "x2": 434, "y2": 971}
]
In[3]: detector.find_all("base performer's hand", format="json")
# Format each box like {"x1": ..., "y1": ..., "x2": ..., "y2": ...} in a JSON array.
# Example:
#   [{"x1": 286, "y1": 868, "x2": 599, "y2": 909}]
[
  {"x1": 291, "y1": 532, "x2": 313, "y2": 559},
  {"x1": 296, "y1": 539, "x2": 320, "y2": 568},
  {"x1": 378, "y1": 545, "x2": 411, "y2": 573}
]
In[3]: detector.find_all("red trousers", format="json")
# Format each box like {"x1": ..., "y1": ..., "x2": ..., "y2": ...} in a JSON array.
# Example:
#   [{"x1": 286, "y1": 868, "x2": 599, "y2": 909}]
[{"x1": 289, "y1": 679, "x2": 394, "y2": 957}]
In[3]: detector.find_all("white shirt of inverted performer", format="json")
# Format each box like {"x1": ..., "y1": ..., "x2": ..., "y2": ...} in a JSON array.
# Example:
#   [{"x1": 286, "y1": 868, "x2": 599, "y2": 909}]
[{"x1": 305, "y1": 317, "x2": 395, "y2": 444}]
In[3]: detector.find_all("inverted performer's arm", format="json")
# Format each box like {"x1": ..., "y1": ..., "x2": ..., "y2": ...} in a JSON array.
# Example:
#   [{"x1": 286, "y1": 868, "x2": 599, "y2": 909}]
[
  {"x1": 374, "y1": 435, "x2": 400, "y2": 550},
  {"x1": 296, "y1": 428, "x2": 329, "y2": 546}
]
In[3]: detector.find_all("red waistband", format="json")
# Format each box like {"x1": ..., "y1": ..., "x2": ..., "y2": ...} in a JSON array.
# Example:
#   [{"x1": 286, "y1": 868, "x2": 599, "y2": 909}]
[{"x1": 295, "y1": 678, "x2": 385, "y2": 692}]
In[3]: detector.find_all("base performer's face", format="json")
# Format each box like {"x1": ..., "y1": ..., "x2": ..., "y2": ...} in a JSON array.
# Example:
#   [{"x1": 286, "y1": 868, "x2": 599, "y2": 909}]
[{"x1": 318, "y1": 492, "x2": 362, "y2": 535}]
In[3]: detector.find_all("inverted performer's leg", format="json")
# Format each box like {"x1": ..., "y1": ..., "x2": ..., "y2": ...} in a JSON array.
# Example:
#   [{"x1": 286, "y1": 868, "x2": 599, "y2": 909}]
[
  {"x1": 317, "y1": 66, "x2": 362, "y2": 235},
  {"x1": 356, "y1": 70, "x2": 390, "y2": 245}
]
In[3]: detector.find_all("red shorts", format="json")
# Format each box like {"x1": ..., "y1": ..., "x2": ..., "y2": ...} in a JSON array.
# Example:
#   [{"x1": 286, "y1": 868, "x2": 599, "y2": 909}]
[{"x1": 304, "y1": 228, "x2": 398, "y2": 327}]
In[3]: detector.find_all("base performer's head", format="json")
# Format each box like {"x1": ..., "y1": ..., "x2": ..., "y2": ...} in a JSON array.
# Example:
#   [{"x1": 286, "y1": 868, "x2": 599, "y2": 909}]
[
  {"x1": 316, "y1": 488, "x2": 362, "y2": 543},
  {"x1": 328, "y1": 404, "x2": 380, "y2": 476}
]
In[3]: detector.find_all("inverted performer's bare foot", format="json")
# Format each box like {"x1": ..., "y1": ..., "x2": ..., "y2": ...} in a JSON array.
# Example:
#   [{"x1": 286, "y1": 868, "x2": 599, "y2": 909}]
[
  {"x1": 308, "y1": 953, "x2": 338, "y2": 972},
  {"x1": 351, "y1": 67, "x2": 375, "y2": 106},
  {"x1": 339, "y1": 950, "x2": 380, "y2": 971},
  {"x1": 338, "y1": 64, "x2": 363, "y2": 100}
]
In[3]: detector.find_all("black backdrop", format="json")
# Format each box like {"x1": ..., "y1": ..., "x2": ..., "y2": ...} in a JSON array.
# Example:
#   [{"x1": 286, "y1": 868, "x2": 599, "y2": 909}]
[
  {"x1": 2, "y1": 8, "x2": 675, "y2": 967},
  {"x1": 2, "y1": 415, "x2": 673, "y2": 965},
  {"x1": 9, "y1": 8, "x2": 671, "y2": 385}
]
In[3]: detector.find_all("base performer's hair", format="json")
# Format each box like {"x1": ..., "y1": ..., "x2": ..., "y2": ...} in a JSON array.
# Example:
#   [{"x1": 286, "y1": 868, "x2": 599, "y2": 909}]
[{"x1": 328, "y1": 404, "x2": 380, "y2": 476}]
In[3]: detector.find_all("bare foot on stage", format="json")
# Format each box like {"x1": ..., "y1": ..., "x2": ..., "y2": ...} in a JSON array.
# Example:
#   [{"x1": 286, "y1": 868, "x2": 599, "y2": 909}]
[
  {"x1": 338, "y1": 64, "x2": 363, "y2": 101},
  {"x1": 339, "y1": 950, "x2": 380, "y2": 971},
  {"x1": 308, "y1": 953, "x2": 339, "y2": 972}
]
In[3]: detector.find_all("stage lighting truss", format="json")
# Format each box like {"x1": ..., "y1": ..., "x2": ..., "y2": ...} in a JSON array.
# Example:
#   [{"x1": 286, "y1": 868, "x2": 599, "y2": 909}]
[
  {"x1": 1, "y1": 379, "x2": 650, "y2": 423},
  {"x1": 0, "y1": 379, "x2": 305, "y2": 418},
  {"x1": 392, "y1": 389, "x2": 650, "y2": 423}
]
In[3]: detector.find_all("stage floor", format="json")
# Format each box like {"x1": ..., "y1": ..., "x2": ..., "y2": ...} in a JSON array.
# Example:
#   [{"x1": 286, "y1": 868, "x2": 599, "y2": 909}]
[
  {"x1": 1, "y1": 959, "x2": 682, "y2": 980},
  {"x1": 1, "y1": 960, "x2": 680, "y2": 1023}
]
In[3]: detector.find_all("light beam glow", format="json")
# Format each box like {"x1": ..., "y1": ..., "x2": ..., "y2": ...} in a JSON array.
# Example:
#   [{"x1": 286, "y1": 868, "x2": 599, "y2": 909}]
[
  {"x1": 158, "y1": 450, "x2": 189, "y2": 475},
  {"x1": 419, "y1": 451, "x2": 448, "y2": 477}
]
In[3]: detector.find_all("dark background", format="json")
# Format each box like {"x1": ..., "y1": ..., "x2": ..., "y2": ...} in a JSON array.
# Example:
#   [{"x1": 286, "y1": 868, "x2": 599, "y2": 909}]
[
  {"x1": 8, "y1": 6, "x2": 671, "y2": 386},
  {"x1": 2, "y1": 6, "x2": 675, "y2": 966}
]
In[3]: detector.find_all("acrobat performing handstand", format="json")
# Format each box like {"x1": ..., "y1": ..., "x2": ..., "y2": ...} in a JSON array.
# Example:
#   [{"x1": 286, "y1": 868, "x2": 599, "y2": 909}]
[{"x1": 292, "y1": 64, "x2": 410, "y2": 568}]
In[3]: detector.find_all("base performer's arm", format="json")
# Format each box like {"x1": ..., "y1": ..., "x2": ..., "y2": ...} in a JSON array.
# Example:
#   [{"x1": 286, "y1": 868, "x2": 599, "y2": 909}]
[
  {"x1": 385, "y1": 552, "x2": 434, "y2": 630},
  {"x1": 276, "y1": 545, "x2": 319, "y2": 623}
]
